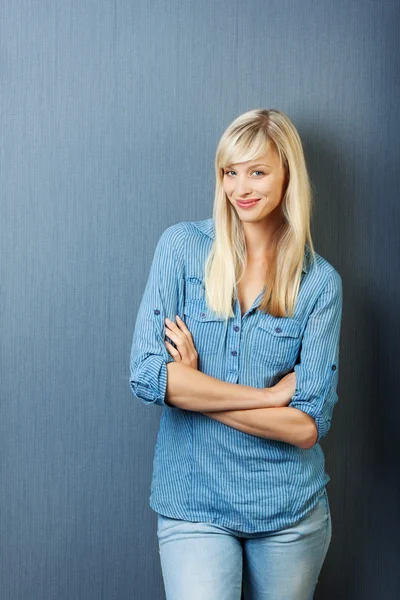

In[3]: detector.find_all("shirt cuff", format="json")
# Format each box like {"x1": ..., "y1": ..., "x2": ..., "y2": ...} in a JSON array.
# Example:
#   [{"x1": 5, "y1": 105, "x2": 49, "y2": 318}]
[
  {"x1": 289, "y1": 401, "x2": 330, "y2": 444},
  {"x1": 129, "y1": 355, "x2": 172, "y2": 407}
]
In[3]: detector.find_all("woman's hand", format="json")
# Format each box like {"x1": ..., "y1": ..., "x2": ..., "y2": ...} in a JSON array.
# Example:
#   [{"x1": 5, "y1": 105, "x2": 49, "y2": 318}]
[
  {"x1": 266, "y1": 370, "x2": 297, "y2": 407},
  {"x1": 164, "y1": 316, "x2": 199, "y2": 370}
]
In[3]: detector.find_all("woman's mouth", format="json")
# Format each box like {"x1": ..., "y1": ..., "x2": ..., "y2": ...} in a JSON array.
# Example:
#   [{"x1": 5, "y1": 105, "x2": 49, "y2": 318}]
[{"x1": 236, "y1": 199, "x2": 260, "y2": 209}]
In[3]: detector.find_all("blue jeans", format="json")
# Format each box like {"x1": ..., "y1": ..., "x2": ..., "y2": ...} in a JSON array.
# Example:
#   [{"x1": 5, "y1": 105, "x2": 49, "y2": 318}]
[{"x1": 156, "y1": 488, "x2": 332, "y2": 600}]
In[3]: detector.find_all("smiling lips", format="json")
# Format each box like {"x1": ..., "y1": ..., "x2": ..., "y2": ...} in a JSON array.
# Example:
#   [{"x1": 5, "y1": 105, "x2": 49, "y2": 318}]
[{"x1": 237, "y1": 198, "x2": 260, "y2": 208}]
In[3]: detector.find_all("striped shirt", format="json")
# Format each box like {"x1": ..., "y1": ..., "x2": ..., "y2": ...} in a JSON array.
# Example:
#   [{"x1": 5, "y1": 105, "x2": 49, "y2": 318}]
[{"x1": 129, "y1": 217, "x2": 343, "y2": 533}]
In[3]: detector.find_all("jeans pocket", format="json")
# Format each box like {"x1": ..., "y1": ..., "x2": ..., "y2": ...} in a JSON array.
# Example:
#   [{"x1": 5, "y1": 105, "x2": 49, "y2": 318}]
[{"x1": 320, "y1": 487, "x2": 330, "y2": 515}]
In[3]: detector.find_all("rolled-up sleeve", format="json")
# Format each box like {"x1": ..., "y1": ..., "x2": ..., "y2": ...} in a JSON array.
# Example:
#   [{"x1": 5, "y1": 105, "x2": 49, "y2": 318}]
[
  {"x1": 129, "y1": 224, "x2": 185, "y2": 407},
  {"x1": 289, "y1": 269, "x2": 343, "y2": 444}
]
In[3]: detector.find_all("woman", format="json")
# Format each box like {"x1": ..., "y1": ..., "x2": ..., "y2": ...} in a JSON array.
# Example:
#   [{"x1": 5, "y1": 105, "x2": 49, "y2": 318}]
[{"x1": 129, "y1": 108, "x2": 343, "y2": 599}]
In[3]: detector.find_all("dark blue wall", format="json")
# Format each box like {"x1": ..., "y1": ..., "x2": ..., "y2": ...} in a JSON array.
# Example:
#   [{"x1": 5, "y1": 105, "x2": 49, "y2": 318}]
[{"x1": 1, "y1": 1, "x2": 399, "y2": 598}]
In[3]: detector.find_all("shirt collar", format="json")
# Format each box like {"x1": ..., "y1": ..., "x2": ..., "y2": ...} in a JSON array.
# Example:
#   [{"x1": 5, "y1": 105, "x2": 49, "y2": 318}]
[{"x1": 192, "y1": 218, "x2": 309, "y2": 273}]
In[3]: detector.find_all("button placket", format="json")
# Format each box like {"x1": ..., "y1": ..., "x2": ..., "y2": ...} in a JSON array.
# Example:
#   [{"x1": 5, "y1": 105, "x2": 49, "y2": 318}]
[
  {"x1": 231, "y1": 323, "x2": 240, "y2": 358},
  {"x1": 226, "y1": 316, "x2": 241, "y2": 377}
]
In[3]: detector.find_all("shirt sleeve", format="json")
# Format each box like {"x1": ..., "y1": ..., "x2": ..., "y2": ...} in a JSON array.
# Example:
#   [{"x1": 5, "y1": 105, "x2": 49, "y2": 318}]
[
  {"x1": 288, "y1": 269, "x2": 343, "y2": 444},
  {"x1": 129, "y1": 224, "x2": 185, "y2": 407}
]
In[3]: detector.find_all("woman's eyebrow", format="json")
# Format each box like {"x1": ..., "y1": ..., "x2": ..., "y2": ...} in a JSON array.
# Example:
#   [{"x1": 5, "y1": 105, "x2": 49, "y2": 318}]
[{"x1": 224, "y1": 163, "x2": 272, "y2": 169}]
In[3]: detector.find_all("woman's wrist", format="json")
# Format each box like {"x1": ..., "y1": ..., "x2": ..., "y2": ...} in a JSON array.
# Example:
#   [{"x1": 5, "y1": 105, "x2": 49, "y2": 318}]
[{"x1": 261, "y1": 386, "x2": 284, "y2": 408}]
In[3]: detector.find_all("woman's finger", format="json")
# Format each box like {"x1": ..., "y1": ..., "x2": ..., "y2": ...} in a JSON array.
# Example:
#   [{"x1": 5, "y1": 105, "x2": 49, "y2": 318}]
[
  {"x1": 175, "y1": 316, "x2": 193, "y2": 339},
  {"x1": 164, "y1": 340, "x2": 182, "y2": 362},
  {"x1": 165, "y1": 318, "x2": 199, "y2": 371},
  {"x1": 164, "y1": 324, "x2": 186, "y2": 350},
  {"x1": 166, "y1": 317, "x2": 196, "y2": 354}
]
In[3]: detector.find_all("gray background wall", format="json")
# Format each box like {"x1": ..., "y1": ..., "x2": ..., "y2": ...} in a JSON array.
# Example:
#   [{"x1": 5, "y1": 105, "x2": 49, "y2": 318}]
[{"x1": 1, "y1": 0, "x2": 399, "y2": 598}]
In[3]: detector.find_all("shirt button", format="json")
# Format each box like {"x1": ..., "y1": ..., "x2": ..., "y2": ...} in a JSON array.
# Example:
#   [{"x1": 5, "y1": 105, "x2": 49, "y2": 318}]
[
  {"x1": 200, "y1": 312, "x2": 206, "y2": 318},
  {"x1": 332, "y1": 364, "x2": 337, "y2": 371},
  {"x1": 231, "y1": 350, "x2": 237, "y2": 356},
  {"x1": 154, "y1": 309, "x2": 160, "y2": 315},
  {"x1": 234, "y1": 325, "x2": 239, "y2": 332},
  {"x1": 275, "y1": 327, "x2": 282, "y2": 333}
]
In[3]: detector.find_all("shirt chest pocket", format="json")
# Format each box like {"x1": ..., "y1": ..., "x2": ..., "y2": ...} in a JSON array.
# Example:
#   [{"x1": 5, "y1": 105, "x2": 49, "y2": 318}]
[
  {"x1": 183, "y1": 300, "x2": 226, "y2": 356},
  {"x1": 252, "y1": 315, "x2": 302, "y2": 369}
]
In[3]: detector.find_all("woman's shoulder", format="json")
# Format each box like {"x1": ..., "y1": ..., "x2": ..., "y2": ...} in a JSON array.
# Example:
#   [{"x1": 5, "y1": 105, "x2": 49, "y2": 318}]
[
  {"x1": 154, "y1": 219, "x2": 213, "y2": 272},
  {"x1": 160, "y1": 217, "x2": 212, "y2": 239},
  {"x1": 304, "y1": 245, "x2": 342, "y2": 297}
]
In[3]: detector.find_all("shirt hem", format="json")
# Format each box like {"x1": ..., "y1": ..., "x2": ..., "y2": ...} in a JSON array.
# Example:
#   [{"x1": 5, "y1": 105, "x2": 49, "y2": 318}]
[{"x1": 149, "y1": 486, "x2": 328, "y2": 534}]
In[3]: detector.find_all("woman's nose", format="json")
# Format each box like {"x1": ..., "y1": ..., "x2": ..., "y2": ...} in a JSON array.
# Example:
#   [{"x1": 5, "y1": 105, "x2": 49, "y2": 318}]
[{"x1": 235, "y1": 177, "x2": 253, "y2": 194}]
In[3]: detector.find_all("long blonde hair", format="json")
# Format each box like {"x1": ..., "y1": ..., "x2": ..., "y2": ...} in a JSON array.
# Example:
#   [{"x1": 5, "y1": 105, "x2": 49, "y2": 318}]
[{"x1": 204, "y1": 108, "x2": 317, "y2": 319}]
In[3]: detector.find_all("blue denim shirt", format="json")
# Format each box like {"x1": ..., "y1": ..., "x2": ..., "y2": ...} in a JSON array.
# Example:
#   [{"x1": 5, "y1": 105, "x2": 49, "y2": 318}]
[{"x1": 129, "y1": 218, "x2": 343, "y2": 533}]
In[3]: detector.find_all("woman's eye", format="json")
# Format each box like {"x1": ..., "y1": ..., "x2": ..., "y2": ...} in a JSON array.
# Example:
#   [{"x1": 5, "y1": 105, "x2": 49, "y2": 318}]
[{"x1": 224, "y1": 170, "x2": 265, "y2": 176}]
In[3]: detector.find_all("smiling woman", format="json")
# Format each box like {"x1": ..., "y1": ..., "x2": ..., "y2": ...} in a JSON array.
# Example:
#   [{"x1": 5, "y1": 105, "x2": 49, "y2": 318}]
[
  {"x1": 223, "y1": 151, "x2": 285, "y2": 221},
  {"x1": 129, "y1": 108, "x2": 342, "y2": 600}
]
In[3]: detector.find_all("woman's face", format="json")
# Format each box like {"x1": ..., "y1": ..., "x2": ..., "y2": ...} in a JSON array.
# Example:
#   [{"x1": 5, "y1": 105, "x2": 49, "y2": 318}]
[{"x1": 222, "y1": 142, "x2": 287, "y2": 224}]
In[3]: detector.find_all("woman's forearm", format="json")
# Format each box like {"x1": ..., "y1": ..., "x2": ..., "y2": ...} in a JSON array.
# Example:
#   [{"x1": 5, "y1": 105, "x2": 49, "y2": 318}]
[
  {"x1": 165, "y1": 362, "x2": 272, "y2": 411},
  {"x1": 164, "y1": 363, "x2": 317, "y2": 447},
  {"x1": 202, "y1": 406, "x2": 317, "y2": 449}
]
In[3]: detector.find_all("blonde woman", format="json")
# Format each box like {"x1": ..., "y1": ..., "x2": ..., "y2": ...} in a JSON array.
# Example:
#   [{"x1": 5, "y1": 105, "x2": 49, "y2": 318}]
[{"x1": 130, "y1": 109, "x2": 343, "y2": 600}]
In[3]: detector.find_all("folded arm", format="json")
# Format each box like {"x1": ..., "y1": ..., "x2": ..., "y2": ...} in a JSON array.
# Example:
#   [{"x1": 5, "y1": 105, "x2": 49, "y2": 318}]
[
  {"x1": 201, "y1": 406, "x2": 317, "y2": 449},
  {"x1": 130, "y1": 227, "x2": 341, "y2": 450},
  {"x1": 191, "y1": 269, "x2": 342, "y2": 450},
  {"x1": 164, "y1": 362, "x2": 315, "y2": 449},
  {"x1": 165, "y1": 361, "x2": 271, "y2": 411}
]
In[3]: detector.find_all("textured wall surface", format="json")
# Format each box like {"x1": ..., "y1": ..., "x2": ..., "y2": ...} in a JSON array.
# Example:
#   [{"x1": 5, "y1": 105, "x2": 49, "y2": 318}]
[{"x1": 1, "y1": 1, "x2": 399, "y2": 598}]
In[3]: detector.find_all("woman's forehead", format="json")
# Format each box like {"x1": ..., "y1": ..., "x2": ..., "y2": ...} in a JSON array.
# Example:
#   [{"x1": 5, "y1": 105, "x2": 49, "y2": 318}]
[{"x1": 223, "y1": 145, "x2": 280, "y2": 169}]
